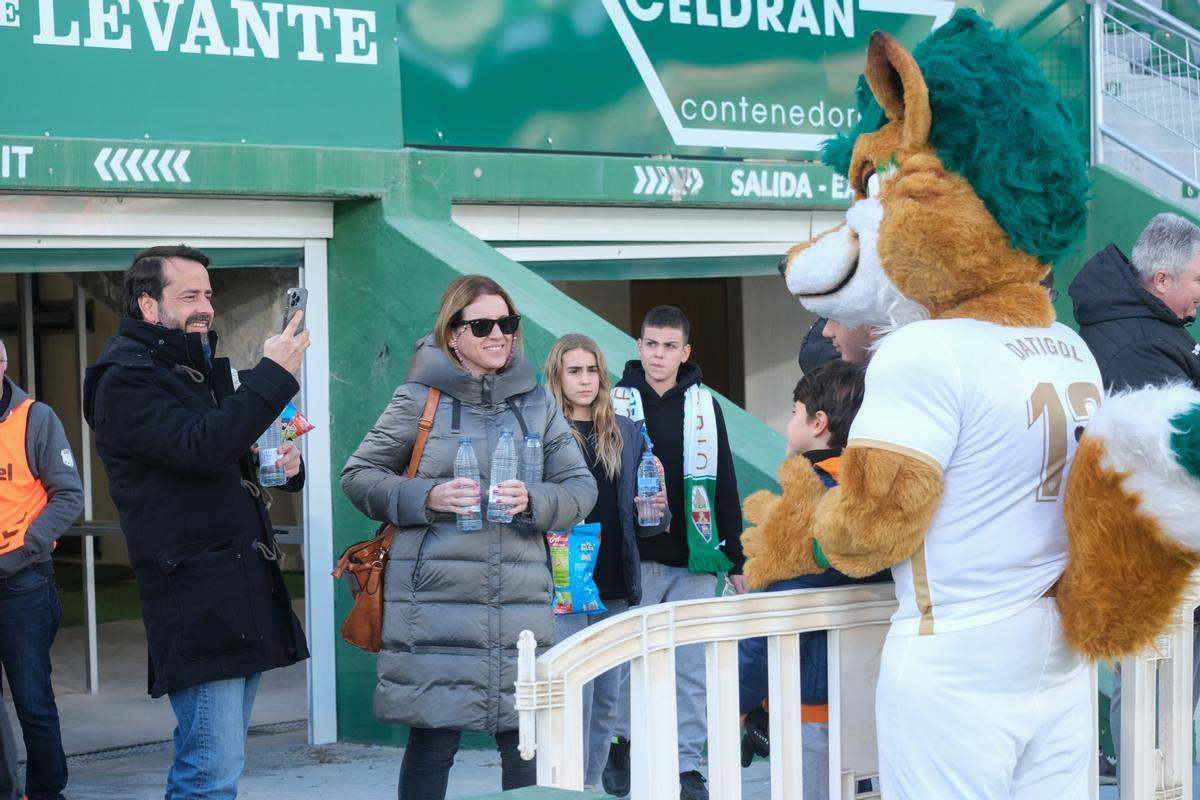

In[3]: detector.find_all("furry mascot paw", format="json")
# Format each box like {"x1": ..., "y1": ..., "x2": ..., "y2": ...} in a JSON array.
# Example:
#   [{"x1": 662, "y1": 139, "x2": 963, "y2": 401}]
[{"x1": 742, "y1": 455, "x2": 827, "y2": 589}]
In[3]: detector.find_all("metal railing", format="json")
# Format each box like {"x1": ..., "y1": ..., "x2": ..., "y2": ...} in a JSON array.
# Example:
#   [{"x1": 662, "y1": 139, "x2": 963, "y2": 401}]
[
  {"x1": 1091, "y1": 0, "x2": 1200, "y2": 192},
  {"x1": 518, "y1": 579, "x2": 1200, "y2": 799}
]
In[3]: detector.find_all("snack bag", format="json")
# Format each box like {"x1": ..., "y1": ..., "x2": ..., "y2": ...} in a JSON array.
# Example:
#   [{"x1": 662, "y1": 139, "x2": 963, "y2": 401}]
[
  {"x1": 545, "y1": 523, "x2": 606, "y2": 615},
  {"x1": 281, "y1": 401, "x2": 316, "y2": 441}
]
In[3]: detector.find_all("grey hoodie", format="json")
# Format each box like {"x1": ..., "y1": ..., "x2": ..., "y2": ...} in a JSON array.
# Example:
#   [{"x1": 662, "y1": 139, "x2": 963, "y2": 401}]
[
  {"x1": 341, "y1": 337, "x2": 596, "y2": 733},
  {"x1": 0, "y1": 376, "x2": 83, "y2": 577}
]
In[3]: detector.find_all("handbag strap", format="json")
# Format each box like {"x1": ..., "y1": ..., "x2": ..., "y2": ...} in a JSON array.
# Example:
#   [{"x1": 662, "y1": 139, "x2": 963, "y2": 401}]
[
  {"x1": 408, "y1": 387, "x2": 441, "y2": 479},
  {"x1": 332, "y1": 388, "x2": 439, "y2": 580}
]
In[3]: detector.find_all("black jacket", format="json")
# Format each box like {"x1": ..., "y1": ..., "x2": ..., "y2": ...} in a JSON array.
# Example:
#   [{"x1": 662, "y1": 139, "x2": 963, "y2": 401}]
[
  {"x1": 799, "y1": 317, "x2": 839, "y2": 374},
  {"x1": 617, "y1": 361, "x2": 744, "y2": 573},
  {"x1": 579, "y1": 415, "x2": 671, "y2": 606},
  {"x1": 82, "y1": 319, "x2": 308, "y2": 697},
  {"x1": 1069, "y1": 244, "x2": 1200, "y2": 391}
]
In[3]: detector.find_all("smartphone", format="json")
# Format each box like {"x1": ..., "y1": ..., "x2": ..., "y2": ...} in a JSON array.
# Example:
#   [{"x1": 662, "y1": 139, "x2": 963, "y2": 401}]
[{"x1": 283, "y1": 287, "x2": 308, "y2": 334}]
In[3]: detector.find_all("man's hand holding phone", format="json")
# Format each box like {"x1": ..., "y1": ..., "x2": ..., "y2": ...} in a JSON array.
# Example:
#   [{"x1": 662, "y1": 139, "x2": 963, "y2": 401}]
[{"x1": 264, "y1": 311, "x2": 309, "y2": 375}]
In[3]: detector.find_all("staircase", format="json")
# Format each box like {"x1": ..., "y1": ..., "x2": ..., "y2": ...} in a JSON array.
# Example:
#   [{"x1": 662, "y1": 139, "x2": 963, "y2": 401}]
[{"x1": 1092, "y1": 0, "x2": 1200, "y2": 210}]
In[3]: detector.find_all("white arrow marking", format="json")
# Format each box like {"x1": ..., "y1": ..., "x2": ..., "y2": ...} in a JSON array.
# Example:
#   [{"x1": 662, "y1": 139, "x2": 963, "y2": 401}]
[
  {"x1": 690, "y1": 169, "x2": 704, "y2": 194},
  {"x1": 110, "y1": 149, "x2": 128, "y2": 181},
  {"x1": 94, "y1": 148, "x2": 113, "y2": 182},
  {"x1": 126, "y1": 149, "x2": 144, "y2": 181},
  {"x1": 655, "y1": 166, "x2": 670, "y2": 194},
  {"x1": 634, "y1": 165, "x2": 648, "y2": 194},
  {"x1": 142, "y1": 150, "x2": 160, "y2": 182},
  {"x1": 644, "y1": 166, "x2": 658, "y2": 194},
  {"x1": 159, "y1": 150, "x2": 176, "y2": 181},
  {"x1": 173, "y1": 150, "x2": 191, "y2": 183}
]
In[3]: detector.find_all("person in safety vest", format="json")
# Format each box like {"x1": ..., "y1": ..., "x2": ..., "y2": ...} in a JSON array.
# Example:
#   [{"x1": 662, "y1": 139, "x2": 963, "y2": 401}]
[{"x1": 0, "y1": 337, "x2": 84, "y2": 800}]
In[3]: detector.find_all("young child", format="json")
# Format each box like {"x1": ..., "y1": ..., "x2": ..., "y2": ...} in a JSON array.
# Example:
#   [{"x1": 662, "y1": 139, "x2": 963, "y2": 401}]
[{"x1": 737, "y1": 360, "x2": 889, "y2": 798}]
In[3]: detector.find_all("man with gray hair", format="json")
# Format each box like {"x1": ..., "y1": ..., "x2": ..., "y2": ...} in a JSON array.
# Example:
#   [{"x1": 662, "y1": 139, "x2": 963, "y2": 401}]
[
  {"x1": 1069, "y1": 211, "x2": 1200, "y2": 777},
  {"x1": 1070, "y1": 212, "x2": 1200, "y2": 388}
]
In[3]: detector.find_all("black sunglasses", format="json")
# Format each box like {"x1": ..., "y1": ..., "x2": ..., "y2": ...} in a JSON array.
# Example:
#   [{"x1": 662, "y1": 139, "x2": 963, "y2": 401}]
[{"x1": 459, "y1": 315, "x2": 521, "y2": 338}]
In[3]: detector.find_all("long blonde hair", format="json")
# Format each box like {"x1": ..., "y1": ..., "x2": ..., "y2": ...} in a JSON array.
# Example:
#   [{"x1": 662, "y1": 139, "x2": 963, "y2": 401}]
[
  {"x1": 433, "y1": 275, "x2": 522, "y2": 370},
  {"x1": 543, "y1": 334, "x2": 623, "y2": 480}
]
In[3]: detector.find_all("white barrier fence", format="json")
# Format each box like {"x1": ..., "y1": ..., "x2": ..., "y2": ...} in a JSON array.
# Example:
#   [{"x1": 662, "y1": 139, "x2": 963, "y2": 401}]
[{"x1": 516, "y1": 581, "x2": 1200, "y2": 799}]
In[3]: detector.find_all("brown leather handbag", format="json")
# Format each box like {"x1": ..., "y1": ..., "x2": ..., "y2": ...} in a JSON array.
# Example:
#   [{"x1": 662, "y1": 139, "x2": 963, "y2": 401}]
[{"x1": 333, "y1": 387, "x2": 441, "y2": 653}]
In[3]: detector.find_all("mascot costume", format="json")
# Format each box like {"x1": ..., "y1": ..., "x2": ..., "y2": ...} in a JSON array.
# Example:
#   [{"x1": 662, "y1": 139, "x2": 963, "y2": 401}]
[{"x1": 742, "y1": 9, "x2": 1200, "y2": 797}]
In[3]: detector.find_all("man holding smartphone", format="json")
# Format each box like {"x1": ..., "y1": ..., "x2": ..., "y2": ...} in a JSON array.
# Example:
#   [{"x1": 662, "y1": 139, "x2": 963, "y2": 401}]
[{"x1": 82, "y1": 245, "x2": 310, "y2": 799}]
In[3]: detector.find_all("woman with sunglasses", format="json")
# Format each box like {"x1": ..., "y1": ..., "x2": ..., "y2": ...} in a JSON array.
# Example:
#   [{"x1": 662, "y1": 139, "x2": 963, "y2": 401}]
[
  {"x1": 542, "y1": 333, "x2": 669, "y2": 792},
  {"x1": 342, "y1": 275, "x2": 597, "y2": 799}
]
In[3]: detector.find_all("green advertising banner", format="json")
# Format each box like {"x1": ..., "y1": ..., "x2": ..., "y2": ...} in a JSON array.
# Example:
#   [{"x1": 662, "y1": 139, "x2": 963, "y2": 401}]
[
  {"x1": 0, "y1": 0, "x2": 403, "y2": 148},
  {"x1": 397, "y1": 0, "x2": 1076, "y2": 159}
]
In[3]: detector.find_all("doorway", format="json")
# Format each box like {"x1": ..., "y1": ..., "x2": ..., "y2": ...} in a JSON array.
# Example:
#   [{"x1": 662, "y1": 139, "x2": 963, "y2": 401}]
[{"x1": 0, "y1": 195, "x2": 336, "y2": 754}]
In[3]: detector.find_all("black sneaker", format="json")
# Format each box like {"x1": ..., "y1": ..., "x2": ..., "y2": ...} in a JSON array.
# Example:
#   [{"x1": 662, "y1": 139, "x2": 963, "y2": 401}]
[
  {"x1": 741, "y1": 706, "x2": 770, "y2": 767},
  {"x1": 602, "y1": 737, "x2": 631, "y2": 797},
  {"x1": 679, "y1": 770, "x2": 708, "y2": 800}
]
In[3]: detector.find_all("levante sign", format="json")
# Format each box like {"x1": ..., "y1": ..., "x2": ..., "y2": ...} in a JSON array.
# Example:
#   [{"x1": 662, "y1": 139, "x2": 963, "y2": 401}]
[
  {"x1": 9, "y1": 0, "x2": 379, "y2": 63},
  {"x1": 0, "y1": 0, "x2": 401, "y2": 148}
]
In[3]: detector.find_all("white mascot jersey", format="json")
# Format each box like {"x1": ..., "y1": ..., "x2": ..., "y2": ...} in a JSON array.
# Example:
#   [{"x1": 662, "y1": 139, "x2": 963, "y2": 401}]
[{"x1": 848, "y1": 318, "x2": 1102, "y2": 636}]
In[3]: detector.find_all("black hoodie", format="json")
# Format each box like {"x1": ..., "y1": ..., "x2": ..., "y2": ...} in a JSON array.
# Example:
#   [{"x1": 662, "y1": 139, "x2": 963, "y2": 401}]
[
  {"x1": 617, "y1": 360, "x2": 744, "y2": 573},
  {"x1": 1069, "y1": 243, "x2": 1200, "y2": 391}
]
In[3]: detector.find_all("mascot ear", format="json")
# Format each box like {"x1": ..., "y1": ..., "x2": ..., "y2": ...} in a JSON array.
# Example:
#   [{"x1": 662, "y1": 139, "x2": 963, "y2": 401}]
[{"x1": 865, "y1": 31, "x2": 932, "y2": 151}]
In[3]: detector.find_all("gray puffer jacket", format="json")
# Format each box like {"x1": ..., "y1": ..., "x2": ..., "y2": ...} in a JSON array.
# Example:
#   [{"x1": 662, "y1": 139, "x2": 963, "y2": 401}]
[{"x1": 341, "y1": 337, "x2": 597, "y2": 733}]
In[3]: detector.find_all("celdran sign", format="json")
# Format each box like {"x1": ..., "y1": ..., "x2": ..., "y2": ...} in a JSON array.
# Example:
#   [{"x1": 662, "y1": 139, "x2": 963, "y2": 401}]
[{"x1": 602, "y1": 0, "x2": 954, "y2": 151}]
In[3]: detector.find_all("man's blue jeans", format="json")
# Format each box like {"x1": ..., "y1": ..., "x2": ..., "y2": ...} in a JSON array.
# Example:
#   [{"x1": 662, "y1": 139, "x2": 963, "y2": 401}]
[
  {"x1": 0, "y1": 563, "x2": 66, "y2": 800},
  {"x1": 166, "y1": 673, "x2": 260, "y2": 800}
]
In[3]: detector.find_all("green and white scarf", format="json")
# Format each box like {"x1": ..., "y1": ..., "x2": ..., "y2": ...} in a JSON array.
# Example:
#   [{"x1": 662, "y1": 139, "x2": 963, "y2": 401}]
[{"x1": 611, "y1": 385, "x2": 733, "y2": 575}]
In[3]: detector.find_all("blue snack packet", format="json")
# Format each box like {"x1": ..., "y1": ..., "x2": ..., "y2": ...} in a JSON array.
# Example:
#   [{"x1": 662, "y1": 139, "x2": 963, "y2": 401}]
[{"x1": 546, "y1": 522, "x2": 606, "y2": 615}]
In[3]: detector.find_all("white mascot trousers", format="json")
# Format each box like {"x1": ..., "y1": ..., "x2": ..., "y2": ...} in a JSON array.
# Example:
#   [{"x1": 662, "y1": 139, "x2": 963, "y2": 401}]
[{"x1": 876, "y1": 598, "x2": 1091, "y2": 799}]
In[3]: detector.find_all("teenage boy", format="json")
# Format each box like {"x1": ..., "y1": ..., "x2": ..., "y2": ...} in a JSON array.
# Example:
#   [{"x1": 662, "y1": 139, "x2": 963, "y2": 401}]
[
  {"x1": 606, "y1": 305, "x2": 745, "y2": 800},
  {"x1": 737, "y1": 360, "x2": 888, "y2": 798}
]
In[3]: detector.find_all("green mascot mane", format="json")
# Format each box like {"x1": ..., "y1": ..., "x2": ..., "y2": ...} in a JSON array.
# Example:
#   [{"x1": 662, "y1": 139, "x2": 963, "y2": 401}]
[{"x1": 823, "y1": 8, "x2": 1089, "y2": 265}]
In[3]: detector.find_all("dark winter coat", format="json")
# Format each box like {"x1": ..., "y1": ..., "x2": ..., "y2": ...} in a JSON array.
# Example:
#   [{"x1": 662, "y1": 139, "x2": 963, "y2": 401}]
[
  {"x1": 1069, "y1": 243, "x2": 1200, "y2": 391},
  {"x1": 0, "y1": 376, "x2": 84, "y2": 578},
  {"x1": 341, "y1": 337, "x2": 596, "y2": 733},
  {"x1": 83, "y1": 319, "x2": 309, "y2": 698},
  {"x1": 616, "y1": 361, "x2": 745, "y2": 573},
  {"x1": 579, "y1": 415, "x2": 670, "y2": 606},
  {"x1": 799, "y1": 317, "x2": 839, "y2": 374}
]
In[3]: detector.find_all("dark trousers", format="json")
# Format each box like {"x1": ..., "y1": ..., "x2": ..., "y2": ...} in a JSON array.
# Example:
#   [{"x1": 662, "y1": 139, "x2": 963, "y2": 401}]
[
  {"x1": 0, "y1": 564, "x2": 66, "y2": 800},
  {"x1": 397, "y1": 727, "x2": 536, "y2": 800}
]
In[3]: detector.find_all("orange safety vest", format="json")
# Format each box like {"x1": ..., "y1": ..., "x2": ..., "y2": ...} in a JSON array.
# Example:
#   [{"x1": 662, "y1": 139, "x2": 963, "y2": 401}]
[{"x1": 0, "y1": 398, "x2": 48, "y2": 555}]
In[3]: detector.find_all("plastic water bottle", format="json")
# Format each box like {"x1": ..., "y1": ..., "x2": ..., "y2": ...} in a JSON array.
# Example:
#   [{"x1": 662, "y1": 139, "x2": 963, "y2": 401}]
[
  {"x1": 487, "y1": 429, "x2": 518, "y2": 524},
  {"x1": 518, "y1": 432, "x2": 543, "y2": 485},
  {"x1": 636, "y1": 451, "x2": 661, "y2": 526},
  {"x1": 257, "y1": 417, "x2": 287, "y2": 487},
  {"x1": 454, "y1": 438, "x2": 483, "y2": 532}
]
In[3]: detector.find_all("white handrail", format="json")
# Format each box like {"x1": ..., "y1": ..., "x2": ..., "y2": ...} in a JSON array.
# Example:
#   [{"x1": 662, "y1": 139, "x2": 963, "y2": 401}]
[
  {"x1": 1117, "y1": 579, "x2": 1200, "y2": 799},
  {"x1": 517, "y1": 583, "x2": 898, "y2": 799}
]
